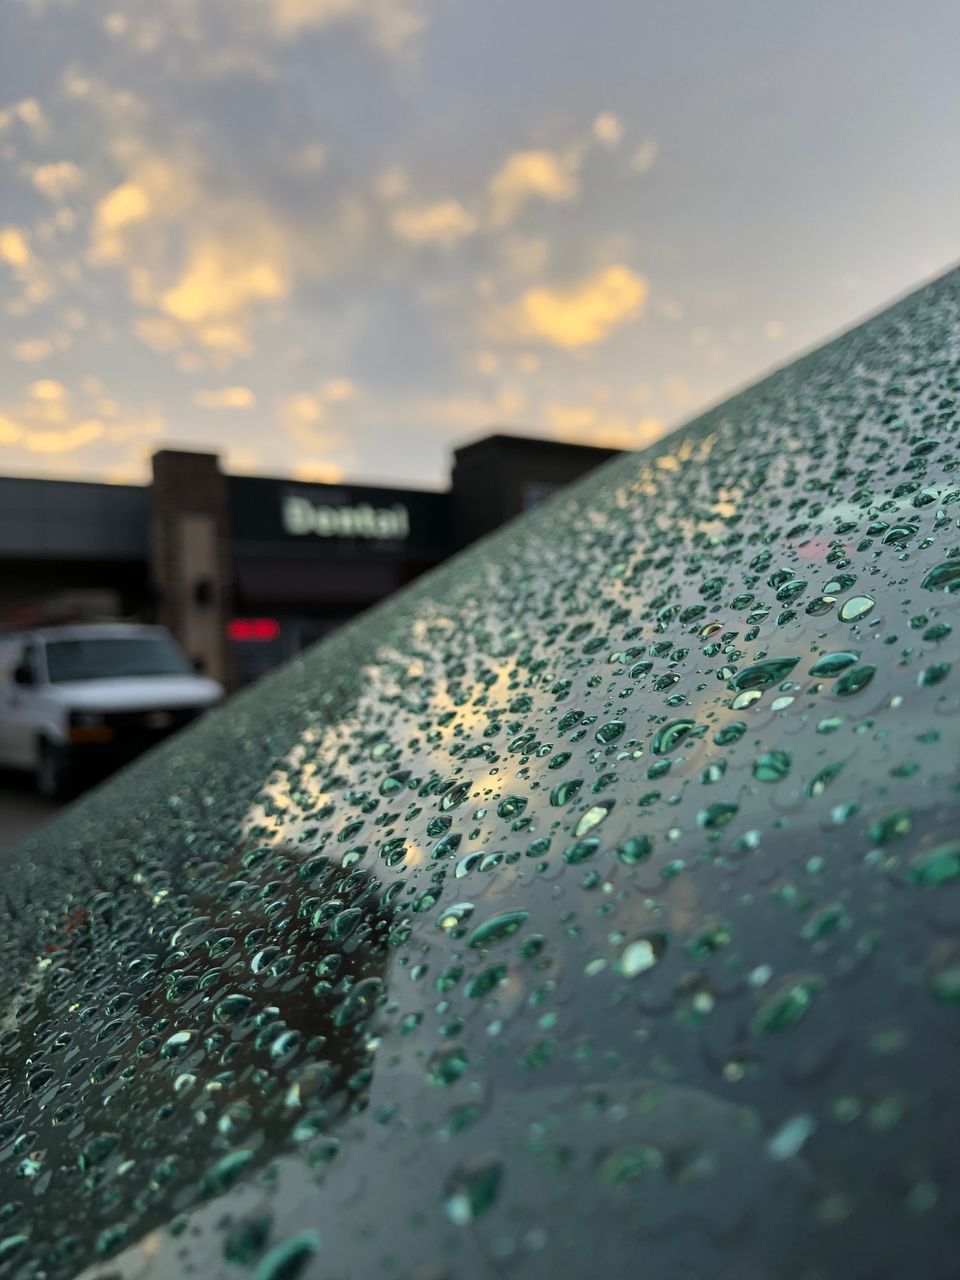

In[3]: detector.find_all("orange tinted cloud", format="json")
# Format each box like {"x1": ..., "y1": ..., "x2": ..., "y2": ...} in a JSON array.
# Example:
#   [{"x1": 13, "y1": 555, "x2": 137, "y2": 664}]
[{"x1": 505, "y1": 264, "x2": 648, "y2": 348}]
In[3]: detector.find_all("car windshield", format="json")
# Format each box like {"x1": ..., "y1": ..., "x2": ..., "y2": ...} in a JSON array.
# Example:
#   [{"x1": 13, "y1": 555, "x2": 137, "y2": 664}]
[{"x1": 44, "y1": 635, "x2": 193, "y2": 682}]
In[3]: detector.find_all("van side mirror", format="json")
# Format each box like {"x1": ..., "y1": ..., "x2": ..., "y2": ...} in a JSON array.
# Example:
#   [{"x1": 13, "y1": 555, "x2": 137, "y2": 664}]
[{"x1": 13, "y1": 663, "x2": 34, "y2": 686}]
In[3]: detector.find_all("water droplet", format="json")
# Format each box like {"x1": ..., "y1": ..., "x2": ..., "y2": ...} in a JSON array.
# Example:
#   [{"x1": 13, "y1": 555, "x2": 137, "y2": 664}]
[
  {"x1": 714, "y1": 721, "x2": 746, "y2": 745},
  {"x1": 619, "y1": 932, "x2": 668, "y2": 976},
  {"x1": 560, "y1": 836, "x2": 597, "y2": 864},
  {"x1": 445, "y1": 1157, "x2": 503, "y2": 1224},
  {"x1": 839, "y1": 595, "x2": 876, "y2": 622},
  {"x1": 251, "y1": 1231, "x2": 319, "y2": 1280},
  {"x1": 595, "y1": 720, "x2": 625, "y2": 744},
  {"x1": 160, "y1": 1029, "x2": 197, "y2": 1058},
  {"x1": 79, "y1": 1134, "x2": 119, "y2": 1170},
  {"x1": 200, "y1": 1149, "x2": 254, "y2": 1198},
  {"x1": 731, "y1": 689, "x2": 763, "y2": 710},
  {"x1": 752, "y1": 979, "x2": 819, "y2": 1033},
  {"x1": 698, "y1": 801, "x2": 738, "y2": 829},
  {"x1": 438, "y1": 902, "x2": 475, "y2": 932},
  {"x1": 598, "y1": 1146, "x2": 664, "y2": 1182},
  {"x1": 440, "y1": 781, "x2": 472, "y2": 811},
  {"x1": 868, "y1": 809, "x2": 913, "y2": 845},
  {"x1": 615, "y1": 835, "x2": 653, "y2": 864},
  {"x1": 767, "y1": 1114, "x2": 815, "y2": 1160},
  {"x1": 213, "y1": 993, "x2": 253, "y2": 1024},
  {"x1": 550, "y1": 778, "x2": 583, "y2": 807},
  {"x1": 908, "y1": 842, "x2": 960, "y2": 886},
  {"x1": 729, "y1": 657, "x2": 799, "y2": 692},
  {"x1": 465, "y1": 964, "x2": 507, "y2": 998},
  {"x1": 809, "y1": 651, "x2": 860, "y2": 677},
  {"x1": 467, "y1": 911, "x2": 529, "y2": 948},
  {"x1": 753, "y1": 749, "x2": 791, "y2": 782},
  {"x1": 427, "y1": 1043, "x2": 469, "y2": 1086},
  {"x1": 496, "y1": 795, "x2": 527, "y2": 819},
  {"x1": 806, "y1": 762, "x2": 845, "y2": 796},
  {"x1": 651, "y1": 719, "x2": 696, "y2": 755},
  {"x1": 835, "y1": 665, "x2": 876, "y2": 696},
  {"x1": 921, "y1": 561, "x2": 960, "y2": 592},
  {"x1": 685, "y1": 919, "x2": 731, "y2": 955},
  {"x1": 575, "y1": 801, "x2": 614, "y2": 836},
  {"x1": 918, "y1": 661, "x2": 951, "y2": 687}
]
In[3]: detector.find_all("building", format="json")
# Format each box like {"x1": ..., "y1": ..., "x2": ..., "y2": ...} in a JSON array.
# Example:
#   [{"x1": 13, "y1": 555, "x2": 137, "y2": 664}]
[{"x1": 0, "y1": 433, "x2": 619, "y2": 687}]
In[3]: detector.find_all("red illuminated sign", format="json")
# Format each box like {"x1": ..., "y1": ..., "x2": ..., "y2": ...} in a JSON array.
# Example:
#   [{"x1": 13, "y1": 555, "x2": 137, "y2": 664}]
[{"x1": 228, "y1": 617, "x2": 281, "y2": 642}]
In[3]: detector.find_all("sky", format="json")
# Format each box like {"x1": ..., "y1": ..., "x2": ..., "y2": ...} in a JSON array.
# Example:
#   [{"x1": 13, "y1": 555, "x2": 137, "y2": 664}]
[{"x1": 0, "y1": 0, "x2": 958, "y2": 491}]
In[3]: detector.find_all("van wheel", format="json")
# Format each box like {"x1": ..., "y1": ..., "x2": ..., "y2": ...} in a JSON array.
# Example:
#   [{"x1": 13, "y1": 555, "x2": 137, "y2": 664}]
[{"x1": 37, "y1": 740, "x2": 70, "y2": 801}]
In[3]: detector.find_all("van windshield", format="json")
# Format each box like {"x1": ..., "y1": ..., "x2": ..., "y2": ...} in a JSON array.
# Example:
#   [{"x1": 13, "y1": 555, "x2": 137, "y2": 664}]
[{"x1": 45, "y1": 635, "x2": 193, "y2": 682}]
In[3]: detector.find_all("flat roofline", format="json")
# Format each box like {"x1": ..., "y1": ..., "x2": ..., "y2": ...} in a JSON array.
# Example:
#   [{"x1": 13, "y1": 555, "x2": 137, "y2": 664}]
[
  {"x1": 453, "y1": 431, "x2": 623, "y2": 460},
  {"x1": 0, "y1": 473, "x2": 145, "y2": 494}
]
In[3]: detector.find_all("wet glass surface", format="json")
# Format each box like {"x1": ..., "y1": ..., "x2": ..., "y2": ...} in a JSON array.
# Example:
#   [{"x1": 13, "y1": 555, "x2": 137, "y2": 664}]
[{"x1": 1, "y1": 272, "x2": 959, "y2": 1279}]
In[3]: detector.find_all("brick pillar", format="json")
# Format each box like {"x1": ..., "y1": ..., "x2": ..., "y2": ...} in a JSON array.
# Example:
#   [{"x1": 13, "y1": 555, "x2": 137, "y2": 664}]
[{"x1": 149, "y1": 450, "x2": 233, "y2": 687}]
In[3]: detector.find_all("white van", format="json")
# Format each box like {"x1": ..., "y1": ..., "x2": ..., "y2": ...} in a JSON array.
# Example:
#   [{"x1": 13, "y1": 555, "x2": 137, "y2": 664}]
[{"x1": 0, "y1": 622, "x2": 224, "y2": 798}]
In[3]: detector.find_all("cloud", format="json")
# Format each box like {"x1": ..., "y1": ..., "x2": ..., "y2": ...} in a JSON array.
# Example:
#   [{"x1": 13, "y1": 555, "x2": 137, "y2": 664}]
[
  {"x1": 260, "y1": 0, "x2": 428, "y2": 51},
  {"x1": 193, "y1": 385, "x2": 256, "y2": 409},
  {"x1": 322, "y1": 378, "x2": 355, "y2": 402},
  {"x1": 0, "y1": 98, "x2": 46, "y2": 135},
  {"x1": 86, "y1": 131, "x2": 367, "y2": 359},
  {"x1": 496, "y1": 234, "x2": 549, "y2": 278},
  {"x1": 0, "y1": 227, "x2": 32, "y2": 270},
  {"x1": 29, "y1": 161, "x2": 83, "y2": 202},
  {"x1": 92, "y1": 182, "x2": 153, "y2": 254},
  {"x1": 422, "y1": 387, "x2": 528, "y2": 429},
  {"x1": 391, "y1": 200, "x2": 477, "y2": 246},
  {"x1": 280, "y1": 393, "x2": 326, "y2": 428},
  {"x1": 0, "y1": 414, "x2": 22, "y2": 444},
  {"x1": 22, "y1": 421, "x2": 106, "y2": 454},
  {"x1": 160, "y1": 236, "x2": 288, "y2": 352},
  {"x1": 503, "y1": 264, "x2": 648, "y2": 348},
  {"x1": 630, "y1": 139, "x2": 658, "y2": 173},
  {"x1": 134, "y1": 316, "x2": 182, "y2": 352},
  {"x1": 0, "y1": 377, "x2": 165, "y2": 462},
  {"x1": 11, "y1": 338, "x2": 53, "y2": 362},
  {"x1": 291, "y1": 460, "x2": 345, "y2": 483},
  {"x1": 487, "y1": 149, "x2": 580, "y2": 228},
  {"x1": 28, "y1": 379, "x2": 67, "y2": 401},
  {"x1": 592, "y1": 112, "x2": 623, "y2": 147},
  {"x1": 545, "y1": 402, "x2": 664, "y2": 450}
]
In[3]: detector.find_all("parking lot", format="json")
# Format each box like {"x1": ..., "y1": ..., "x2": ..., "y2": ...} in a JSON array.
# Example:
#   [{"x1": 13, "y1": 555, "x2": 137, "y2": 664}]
[{"x1": 0, "y1": 771, "x2": 60, "y2": 853}]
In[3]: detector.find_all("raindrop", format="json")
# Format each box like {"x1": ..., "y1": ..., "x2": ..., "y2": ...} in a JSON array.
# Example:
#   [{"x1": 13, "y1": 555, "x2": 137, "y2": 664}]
[
  {"x1": 752, "y1": 979, "x2": 819, "y2": 1033},
  {"x1": 907, "y1": 842, "x2": 960, "y2": 886},
  {"x1": 467, "y1": 911, "x2": 529, "y2": 948},
  {"x1": 809, "y1": 652, "x2": 860, "y2": 677},
  {"x1": 575, "y1": 801, "x2": 614, "y2": 836},
  {"x1": 921, "y1": 561, "x2": 960, "y2": 592},
  {"x1": 615, "y1": 836, "x2": 653, "y2": 864},
  {"x1": 753, "y1": 749, "x2": 791, "y2": 782},
  {"x1": 729, "y1": 657, "x2": 799, "y2": 692},
  {"x1": 619, "y1": 933, "x2": 668, "y2": 976},
  {"x1": 835, "y1": 666, "x2": 876, "y2": 696},
  {"x1": 651, "y1": 719, "x2": 696, "y2": 755},
  {"x1": 445, "y1": 1157, "x2": 503, "y2": 1224},
  {"x1": 839, "y1": 595, "x2": 876, "y2": 622},
  {"x1": 698, "y1": 801, "x2": 739, "y2": 829},
  {"x1": 251, "y1": 1232, "x2": 320, "y2": 1280}
]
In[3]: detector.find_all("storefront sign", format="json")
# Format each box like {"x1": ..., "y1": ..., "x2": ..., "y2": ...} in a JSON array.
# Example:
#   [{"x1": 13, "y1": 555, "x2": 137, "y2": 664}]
[
  {"x1": 228, "y1": 475, "x2": 450, "y2": 553},
  {"x1": 281, "y1": 495, "x2": 410, "y2": 541}
]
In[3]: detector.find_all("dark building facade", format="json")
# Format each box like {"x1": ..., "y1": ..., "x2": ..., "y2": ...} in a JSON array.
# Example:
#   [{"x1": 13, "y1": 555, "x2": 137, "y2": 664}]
[{"x1": 0, "y1": 433, "x2": 619, "y2": 687}]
